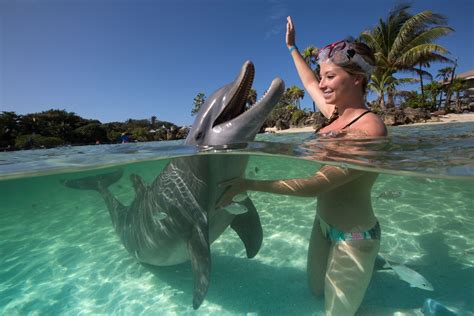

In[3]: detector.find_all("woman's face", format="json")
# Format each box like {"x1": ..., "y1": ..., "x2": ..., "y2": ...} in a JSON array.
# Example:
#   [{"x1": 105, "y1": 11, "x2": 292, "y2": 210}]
[{"x1": 318, "y1": 61, "x2": 359, "y2": 105}]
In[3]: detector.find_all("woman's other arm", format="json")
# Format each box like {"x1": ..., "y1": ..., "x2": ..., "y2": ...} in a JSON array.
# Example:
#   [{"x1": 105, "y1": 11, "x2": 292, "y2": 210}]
[{"x1": 217, "y1": 165, "x2": 364, "y2": 207}]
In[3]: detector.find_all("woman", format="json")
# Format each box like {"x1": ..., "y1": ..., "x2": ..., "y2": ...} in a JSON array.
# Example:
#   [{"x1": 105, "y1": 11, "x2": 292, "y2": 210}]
[{"x1": 218, "y1": 16, "x2": 387, "y2": 315}]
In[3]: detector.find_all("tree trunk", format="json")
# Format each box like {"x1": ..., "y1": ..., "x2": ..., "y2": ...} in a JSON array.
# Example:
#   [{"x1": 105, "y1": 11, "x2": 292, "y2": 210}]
[
  {"x1": 418, "y1": 65, "x2": 425, "y2": 107},
  {"x1": 438, "y1": 90, "x2": 443, "y2": 109},
  {"x1": 387, "y1": 89, "x2": 395, "y2": 108},
  {"x1": 380, "y1": 92, "x2": 386, "y2": 110},
  {"x1": 445, "y1": 61, "x2": 457, "y2": 113},
  {"x1": 455, "y1": 91, "x2": 461, "y2": 113}
]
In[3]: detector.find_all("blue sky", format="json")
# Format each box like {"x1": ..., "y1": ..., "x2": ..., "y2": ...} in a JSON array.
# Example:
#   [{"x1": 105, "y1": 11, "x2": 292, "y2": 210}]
[{"x1": 1, "y1": 0, "x2": 473, "y2": 126}]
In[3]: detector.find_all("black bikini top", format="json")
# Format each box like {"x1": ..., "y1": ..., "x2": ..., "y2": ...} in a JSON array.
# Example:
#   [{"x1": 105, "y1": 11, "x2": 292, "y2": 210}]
[
  {"x1": 342, "y1": 110, "x2": 372, "y2": 129},
  {"x1": 315, "y1": 108, "x2": 372, "y2": 133}
]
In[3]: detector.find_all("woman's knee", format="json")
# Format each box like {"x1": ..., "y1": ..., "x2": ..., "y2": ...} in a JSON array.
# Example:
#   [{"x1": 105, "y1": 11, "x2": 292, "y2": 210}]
[
  {"x1": 307, "y1": 262, "x2": 326, "y2": 297},
  {"x1": 308, "y1": 277, "x2": 324, "y2": 297}
]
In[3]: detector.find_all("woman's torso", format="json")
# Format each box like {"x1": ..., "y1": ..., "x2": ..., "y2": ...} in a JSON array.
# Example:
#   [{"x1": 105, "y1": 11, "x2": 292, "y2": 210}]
[
  {"x1": 317, "y1": 172, "x2": 378, "y2": 232},
  {"x1": 316, "y1": 108, "x2": 383, "y2": 232}
]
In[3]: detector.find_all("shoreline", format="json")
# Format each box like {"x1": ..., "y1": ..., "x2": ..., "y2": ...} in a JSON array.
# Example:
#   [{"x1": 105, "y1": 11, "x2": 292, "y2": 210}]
[{"x1": 265, "y1": 113, "x2": 474, "y2": 134}]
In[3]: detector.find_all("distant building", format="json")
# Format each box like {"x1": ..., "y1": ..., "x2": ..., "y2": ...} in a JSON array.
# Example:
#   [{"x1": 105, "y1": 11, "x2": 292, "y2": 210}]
[{"x1": 457, "y1": 69, "x2": 474, "y2": 109}]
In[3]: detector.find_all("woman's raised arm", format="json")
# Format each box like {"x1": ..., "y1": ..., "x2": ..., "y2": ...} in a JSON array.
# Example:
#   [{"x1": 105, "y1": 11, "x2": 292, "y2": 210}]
[{"x1": 286, "y1": 16, "x2": 335, "y2": 118}]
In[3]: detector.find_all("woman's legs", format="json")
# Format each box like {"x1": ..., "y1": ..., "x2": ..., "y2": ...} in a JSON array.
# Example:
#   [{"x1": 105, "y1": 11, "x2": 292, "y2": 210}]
[
  {"x1": 324, "y1": 239, "x2": 380, "y2": 316},
  {"x1": 307, "y1": 216, "x2": 331, "y2": 296}
]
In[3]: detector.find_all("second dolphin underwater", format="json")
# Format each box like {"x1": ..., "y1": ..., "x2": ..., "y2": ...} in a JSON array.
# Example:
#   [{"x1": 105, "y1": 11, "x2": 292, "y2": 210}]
[{"x1": 62, "y1": 61, "x2": 285, "y2": 309}]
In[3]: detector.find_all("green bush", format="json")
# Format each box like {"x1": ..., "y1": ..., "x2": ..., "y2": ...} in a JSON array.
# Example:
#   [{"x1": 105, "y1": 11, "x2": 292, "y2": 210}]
[
  {"x1": 107, "y1": 130, "x2": 122, "y2": 143},
  {"x1": 72, "y1": 123, "x2": 108, "y2": 144},
  {"x1": 153, "y1": 128, "x2": 168, "y2": 141},
  {"x1": 291, "y1": 110, "x2": 307, "y2": 126},
  {"x1": 400, "y1": 91, "x2": 436, "y2": 110},
  {"x1": 15, "y1": 134, "x2": 64, "y2": 149},
  {"x1": 130, "y1": 127, "x2": 150, "y2": 142},
  {"x1": 266, "y1": 105, "x2": 295, "y2": 127}
]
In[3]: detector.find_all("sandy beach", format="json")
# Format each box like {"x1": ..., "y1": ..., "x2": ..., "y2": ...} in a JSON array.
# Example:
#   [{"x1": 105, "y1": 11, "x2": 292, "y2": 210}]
[{"x1": 265, "y1": 113, "x2": 474, "y2": 134}]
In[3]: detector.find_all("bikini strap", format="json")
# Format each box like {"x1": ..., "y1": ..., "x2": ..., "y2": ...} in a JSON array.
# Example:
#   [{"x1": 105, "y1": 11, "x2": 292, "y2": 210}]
[{"x1": 342, "y1": 110, "x2": 372, "y2": 129}]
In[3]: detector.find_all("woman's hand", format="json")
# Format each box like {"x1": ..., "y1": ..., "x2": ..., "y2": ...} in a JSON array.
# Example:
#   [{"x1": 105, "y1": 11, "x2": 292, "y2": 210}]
[
  {"x1": 286, "y1": 16, "x2": 296, "y2": 48},
  {"x1": 216, "y1": 178, "x2": 248, "y2": 208}
]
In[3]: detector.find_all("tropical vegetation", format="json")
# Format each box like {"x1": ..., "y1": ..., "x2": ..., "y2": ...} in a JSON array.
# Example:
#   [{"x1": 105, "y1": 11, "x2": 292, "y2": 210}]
[
  {"x1": 264, "y1": 3, "x2": 471, "y2": 130},
  {"x1": 0, "y1": 109, "x2": 185, "y2": 150},
  {"x1": 2, "y1": 4, "x2": 472, "y2": 150},
  {"x1": 360, "y1": 3, "x2": 455, "y2": 111}
]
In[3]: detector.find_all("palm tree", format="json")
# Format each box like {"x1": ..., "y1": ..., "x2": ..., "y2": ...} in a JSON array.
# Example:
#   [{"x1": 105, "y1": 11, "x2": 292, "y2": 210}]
[
  {"x1": 368, "y1": 70, "x2": 394, "y2": 110},
  {"x1": 360, "y1": 4, "x2": 454, "y2": 110},
  {"x1": 423, "y1": 81, "x2": 443, "y2": 110},
  {"x1": 444, "y1": 59, "x2": 458, "y2": 112},
  {"x1": 302, "y1": 45, "x2": 318, "y2": 70},
  {"x1": 451, "y1": 77, "x2": 466, "y2": 113},
  {"x1": 286, "y1": 86, "x2": 305, "y2": 109},
  {"x1": 436, "y1": 66, "x2": 454, "y2": 108},
  {"x1": 436, "y1": 64, "x2": 457, "y2": 111},
  {"x1": 191, "y1": 93, "x2": 206, "y2": 116},
  {"x1": 368, "y1": 70, "x2": 417, "y2": 109},
  {"x1": 246, "y1": 88, "x2": 257, "y2": 109},
  {"x1": 413, "y1": 63, "x2": 433, "y2": 107},
  {"x1": 436, "y1": 66, "x2": 453, "y2": 83},
  {"x1": 302, "y1": 46, "x2": 319, "y2": 112}
]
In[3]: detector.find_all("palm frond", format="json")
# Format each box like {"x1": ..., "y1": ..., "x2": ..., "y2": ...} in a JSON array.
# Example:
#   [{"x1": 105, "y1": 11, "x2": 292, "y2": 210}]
[
  {"x1": 436, "y1": 67, "x2": 454, "y2": 82},
  {"x1": 418, "y1": 52, "x2": 453, "y2": 64},
  {"x1": 402, "y1": 26, "x2": 454, "y2": 54},
  {"x1": 395, "y1": 77, "x2": 420, "y2": 85},
  {"x1": 410, "y1": 67, "x2": 433, "y2": 80},
  {"x1": 397, "y1": 44, "x2": 451, "y2": 67},
  {"x1": 391, "y1": 10, "x2": 441, "y2": 58}
]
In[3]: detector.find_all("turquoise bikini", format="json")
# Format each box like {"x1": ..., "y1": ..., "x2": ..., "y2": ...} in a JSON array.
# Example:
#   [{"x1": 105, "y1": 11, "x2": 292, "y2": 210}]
[{"x1": 317, "y1": 215, "x2": 381, "y2": 242}]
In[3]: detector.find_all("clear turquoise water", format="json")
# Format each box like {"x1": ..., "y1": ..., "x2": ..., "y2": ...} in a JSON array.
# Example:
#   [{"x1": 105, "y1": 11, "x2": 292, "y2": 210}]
[{"x1": 1, "y1": 123, "x2": 473, "y2": 315}]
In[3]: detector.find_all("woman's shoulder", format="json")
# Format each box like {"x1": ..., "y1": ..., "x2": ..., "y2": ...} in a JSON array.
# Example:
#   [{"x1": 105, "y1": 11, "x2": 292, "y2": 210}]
[{"x1": 353, "y1": 112, "x2": 387, "y2": 137}]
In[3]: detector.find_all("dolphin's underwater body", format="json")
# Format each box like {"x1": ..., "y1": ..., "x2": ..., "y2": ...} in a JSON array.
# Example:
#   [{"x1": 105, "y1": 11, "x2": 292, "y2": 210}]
[{"x1": 62, "y1": 61, "x2": 284, "y2": 309}]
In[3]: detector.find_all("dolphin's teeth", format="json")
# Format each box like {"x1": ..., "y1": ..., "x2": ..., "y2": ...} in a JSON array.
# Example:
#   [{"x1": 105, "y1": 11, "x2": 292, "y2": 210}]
[{"x1": 253, "y1": 82, "x2": 273, "y2": 107}]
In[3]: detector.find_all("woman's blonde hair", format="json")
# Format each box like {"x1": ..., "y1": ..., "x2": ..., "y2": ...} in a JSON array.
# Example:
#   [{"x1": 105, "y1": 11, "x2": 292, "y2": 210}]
[{"x1": 340, "y1": 42, "x2": 376, "y2": 94}]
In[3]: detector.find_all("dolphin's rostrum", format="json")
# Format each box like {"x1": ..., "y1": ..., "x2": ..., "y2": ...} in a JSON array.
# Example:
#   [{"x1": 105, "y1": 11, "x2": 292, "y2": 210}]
[{"x1": 62, "y1": 61, "x2": 284, "y2": 309}]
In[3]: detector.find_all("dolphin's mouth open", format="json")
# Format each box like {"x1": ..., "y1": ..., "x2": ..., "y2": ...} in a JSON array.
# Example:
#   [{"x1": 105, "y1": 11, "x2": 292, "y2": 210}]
[
  {"x1": 209, "y1": 60, "x2": 284, "y2": 140},
  {"x1": 213, "y1": 61, "x2": 255, "y2": 127}
]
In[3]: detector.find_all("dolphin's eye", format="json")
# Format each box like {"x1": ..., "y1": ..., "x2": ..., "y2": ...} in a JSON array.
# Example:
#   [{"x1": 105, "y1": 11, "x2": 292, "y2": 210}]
[{"x1": 195, "y1": 132, "x2": 203, "y2": 140}]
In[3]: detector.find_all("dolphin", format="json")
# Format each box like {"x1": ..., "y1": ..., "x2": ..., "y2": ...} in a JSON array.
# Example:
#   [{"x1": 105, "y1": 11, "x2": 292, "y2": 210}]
[{"x1": 62, "y1": 61, "x2": 284, "y2": 309}]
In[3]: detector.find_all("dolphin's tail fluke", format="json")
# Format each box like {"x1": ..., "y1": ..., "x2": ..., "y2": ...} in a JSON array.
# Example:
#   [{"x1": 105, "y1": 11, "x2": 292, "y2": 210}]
[
  {"x1": 61, "y1": 169, "x2": 123, "y2": 191},
  {"x1": 188, "y1": 222, "x2": 211, "y2": 310},
  {"x1": 61, "y1": 169, "x2": 127, "y2": 228}
]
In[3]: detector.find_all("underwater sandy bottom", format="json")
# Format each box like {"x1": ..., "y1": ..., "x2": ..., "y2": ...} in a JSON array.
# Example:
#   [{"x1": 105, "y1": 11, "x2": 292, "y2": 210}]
[{"x1": 0, "y1": 156, "x2": 473, "y2": 315}]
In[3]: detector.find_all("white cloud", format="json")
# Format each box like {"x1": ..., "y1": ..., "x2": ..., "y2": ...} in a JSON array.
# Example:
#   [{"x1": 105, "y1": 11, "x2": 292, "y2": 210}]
[{"x1": 265, "y1": 0, "x2": 288, "y2": 39}]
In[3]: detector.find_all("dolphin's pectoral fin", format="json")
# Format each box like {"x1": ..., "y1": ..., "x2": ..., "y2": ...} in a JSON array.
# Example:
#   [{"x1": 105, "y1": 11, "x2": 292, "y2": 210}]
[
  {"x1": 187, "y1": 223, "x2": 211, "y2": 310},
  {"x1": 230, "y1": 197, "x2": 263, "y2": 259}
]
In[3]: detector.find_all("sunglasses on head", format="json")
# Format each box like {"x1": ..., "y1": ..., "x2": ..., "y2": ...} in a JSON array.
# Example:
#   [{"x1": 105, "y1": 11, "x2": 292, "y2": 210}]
[{"x1": 316, "y1": 40, "x2": 374, "y2": 78}]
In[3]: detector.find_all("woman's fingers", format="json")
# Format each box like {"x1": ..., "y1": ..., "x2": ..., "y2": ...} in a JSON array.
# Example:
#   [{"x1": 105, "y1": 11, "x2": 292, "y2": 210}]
[
  {"x1": 286, "y1": 16, "x2": 295, "y2": 47},
  {"x1": 216, "y1": 188, "x2": 236, "y2": 208},
  {"x1": 218, "y1": 178, "x2": 238, "y2": 189},
  {"x1": 217, "y1": 178, "x2": 241, "y2": 208}
]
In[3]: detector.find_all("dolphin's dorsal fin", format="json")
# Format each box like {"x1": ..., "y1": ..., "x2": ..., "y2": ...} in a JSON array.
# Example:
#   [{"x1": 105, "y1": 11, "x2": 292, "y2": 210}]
[
  {"x1": 187, "y1": 221, "x2": 211, "y2": 309},
  {"x1": 130, "y1": 174, "x2": 148, "y2": 196},
  {"x1": 230, "y1": 196, "x2": 263, "y2": 258}
]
